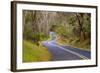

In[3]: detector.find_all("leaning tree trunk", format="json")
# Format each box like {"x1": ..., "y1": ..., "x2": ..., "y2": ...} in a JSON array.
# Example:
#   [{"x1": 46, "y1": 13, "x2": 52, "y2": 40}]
[{"x1": 75, "y1": 13, "x2": 86, "y2": 41}]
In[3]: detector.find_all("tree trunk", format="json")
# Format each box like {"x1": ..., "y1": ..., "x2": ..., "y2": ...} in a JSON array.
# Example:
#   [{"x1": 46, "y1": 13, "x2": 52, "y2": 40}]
[{"x1": 75, "y1": 13, "x2": 85, "y2": 41}]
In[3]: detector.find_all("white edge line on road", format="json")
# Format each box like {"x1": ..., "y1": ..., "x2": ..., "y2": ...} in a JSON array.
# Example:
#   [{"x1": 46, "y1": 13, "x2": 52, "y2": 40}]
[{"x1": 48, "y1": 42, "x2": 88, "y2": 59}]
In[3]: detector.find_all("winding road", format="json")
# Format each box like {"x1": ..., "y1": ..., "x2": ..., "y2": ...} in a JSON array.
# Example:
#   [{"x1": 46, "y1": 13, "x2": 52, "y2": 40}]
[{"x1": 42, "y1": 40, "x2": 90, "y2": 61}]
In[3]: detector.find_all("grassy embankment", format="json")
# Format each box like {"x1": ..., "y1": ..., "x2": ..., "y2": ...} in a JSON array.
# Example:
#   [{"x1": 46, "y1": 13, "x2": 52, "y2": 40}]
[
  {"x1": 23, "y1": 40, "x2": 52, "y2": 62},
  {"x1": 57, "y1": 37, "x2": 90, "y2": 51}
]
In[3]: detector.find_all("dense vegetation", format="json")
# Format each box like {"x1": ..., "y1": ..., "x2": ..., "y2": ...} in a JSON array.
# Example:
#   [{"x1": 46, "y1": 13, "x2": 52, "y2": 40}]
[
  {"x1": 23, "y1": 40, "x2": 51, "y2": 62},
  {"x1": 23, "y1": 10, "x2": 91, "y2": 62}
]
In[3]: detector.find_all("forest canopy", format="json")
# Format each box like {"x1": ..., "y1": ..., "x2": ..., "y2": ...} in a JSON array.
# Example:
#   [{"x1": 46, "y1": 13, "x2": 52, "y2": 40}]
[
  {"x1": 23, "y1": 10, "x2": 91, "y2": 62},
  {"x1": 23, "y1": 10, "x2": 91, "y2": 49}
]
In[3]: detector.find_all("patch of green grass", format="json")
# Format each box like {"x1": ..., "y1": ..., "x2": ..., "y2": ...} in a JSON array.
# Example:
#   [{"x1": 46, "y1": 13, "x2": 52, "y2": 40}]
[{"x1": 23, "y1": 40, "x2": 52, "y2": 62}]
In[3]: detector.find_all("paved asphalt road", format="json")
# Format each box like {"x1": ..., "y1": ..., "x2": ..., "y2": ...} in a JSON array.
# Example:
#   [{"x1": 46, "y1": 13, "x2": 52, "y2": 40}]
[{"x1": 42, "y1": 40, "x2": 90, "y2": 61}]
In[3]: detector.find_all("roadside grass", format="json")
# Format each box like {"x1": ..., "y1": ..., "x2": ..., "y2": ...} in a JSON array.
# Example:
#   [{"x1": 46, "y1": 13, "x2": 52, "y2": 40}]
[
  {"x1": 23, "y1": 40, "x2": 52, "y2": 62},
  {"x1": 57, "y1": 37, "x2": 90, "y2": 51}
]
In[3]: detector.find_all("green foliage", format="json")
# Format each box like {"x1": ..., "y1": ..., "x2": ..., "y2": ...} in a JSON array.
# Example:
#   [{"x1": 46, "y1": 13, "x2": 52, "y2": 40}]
[
  {"x1": 23, "y1": 10, "x2": 91, "y2": 54},
  {"x1": 57, "y1": 37, "x2": 90, "y2": 51},
  {"x1": 32, "y1": 32, "x2": 49, "y2": 42},
  {"x1": 55, "y1": 25, "x2": 66, "y2": 35},
  {"x1": 68, "y1": 16, "x2": 76, "y2": 26},
  {"x1": 23, "y1": 25, "x2": 33, "y2": 40},
  {"x1": 56, "y1": 13, "x2": 91, "y2": 51},
  {"x1": 39, "y1": 32, "x2": 49, "y2": 41},
  {"x1": 23, "y1": 40, "x2": 52, "y2": 62}
]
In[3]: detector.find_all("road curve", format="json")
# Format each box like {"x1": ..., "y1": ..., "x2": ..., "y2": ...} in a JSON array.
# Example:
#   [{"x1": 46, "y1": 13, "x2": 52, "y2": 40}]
[{"x1": 42, "y1": 40, "x2": 90, "y2": 61}]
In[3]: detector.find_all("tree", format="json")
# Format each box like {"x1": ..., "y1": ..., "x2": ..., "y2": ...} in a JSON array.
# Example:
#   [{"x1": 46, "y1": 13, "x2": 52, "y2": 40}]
[{"x1": 75, "y1": 13, "x2": 86, "y2": 41}]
